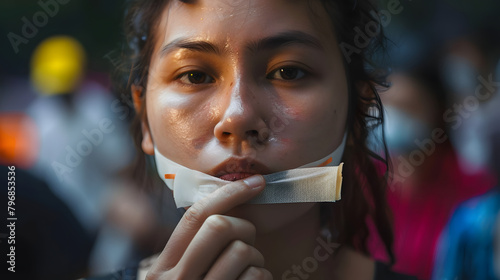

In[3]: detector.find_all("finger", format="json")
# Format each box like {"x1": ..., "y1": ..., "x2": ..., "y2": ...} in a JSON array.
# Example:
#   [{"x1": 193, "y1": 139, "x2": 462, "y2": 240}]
[
  {"x1": 204, "y1": 240, "x2": 264, "y2": 280},
  {"x1": 237, "y1": 266, "x2": 273, "y2": 280},
  {"x1": 154, "y1": 175, "x2": 265, "y2": 271},
  {"x1": 175, "y1": 215, "x2": 257, "y2": 279}
]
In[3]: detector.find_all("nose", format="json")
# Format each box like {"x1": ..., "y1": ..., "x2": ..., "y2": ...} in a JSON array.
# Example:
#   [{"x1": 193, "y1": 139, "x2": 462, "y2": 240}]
[{"x1": 214, "y1": 80, "x2": 270, "y2": 146}]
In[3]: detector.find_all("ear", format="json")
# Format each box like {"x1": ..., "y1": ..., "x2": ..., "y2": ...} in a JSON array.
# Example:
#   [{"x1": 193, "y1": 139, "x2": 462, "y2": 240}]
[{"x1": 132, "y1": 85, "x2": 154, "y2": 155}]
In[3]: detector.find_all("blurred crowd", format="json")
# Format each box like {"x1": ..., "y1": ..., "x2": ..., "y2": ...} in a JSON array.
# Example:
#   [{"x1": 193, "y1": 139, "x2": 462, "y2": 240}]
[{"x1": 0, "y1": 0, "x2": 499, "y2": 279}]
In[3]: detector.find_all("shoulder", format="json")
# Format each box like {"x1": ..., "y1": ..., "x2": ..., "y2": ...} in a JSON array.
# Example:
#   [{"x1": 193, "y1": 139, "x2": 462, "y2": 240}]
[{"x1": 450, "y1": 190, "x2": 500, "y2": 228}]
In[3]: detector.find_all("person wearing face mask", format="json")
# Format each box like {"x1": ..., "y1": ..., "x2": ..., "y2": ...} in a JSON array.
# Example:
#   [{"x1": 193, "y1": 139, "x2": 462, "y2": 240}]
[
  {"x1": 383, "y1": 105, "x2": 432, "y2": 156},
  {"x1": 368, "y1": 60, "x2": 496, "y2": 279},
  {"x1": 440, "y1": 39, "x2": 495, "y2": 174},
  {"x1": 431, "y1": 58, "x2": 500, "y2": 280},
  {"x1": 86, "y1": 0, "x2": 419, "y2": 279}
]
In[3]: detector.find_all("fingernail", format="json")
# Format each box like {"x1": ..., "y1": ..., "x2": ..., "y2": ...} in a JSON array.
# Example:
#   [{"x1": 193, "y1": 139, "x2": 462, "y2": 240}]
[{"x1": 243, "y1": 175, "x2": 265, "y2": 189}]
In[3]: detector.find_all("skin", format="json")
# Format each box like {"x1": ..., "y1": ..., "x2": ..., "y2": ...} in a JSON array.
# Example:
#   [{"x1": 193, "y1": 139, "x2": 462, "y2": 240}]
[{"x1": 133, "y1": 0, "x2": 374, "y2": 279}]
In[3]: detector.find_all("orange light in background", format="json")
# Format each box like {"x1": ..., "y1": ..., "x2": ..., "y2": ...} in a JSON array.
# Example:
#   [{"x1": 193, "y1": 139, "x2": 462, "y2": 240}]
[{"x1": 0, "y1": 113, "x2": 39, "y2": 168}]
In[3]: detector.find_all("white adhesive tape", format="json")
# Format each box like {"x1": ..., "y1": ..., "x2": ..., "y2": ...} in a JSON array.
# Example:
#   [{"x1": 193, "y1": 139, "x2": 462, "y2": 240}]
[{"x1": 155, "y1": 133, "x2": 346, "y2": 208}]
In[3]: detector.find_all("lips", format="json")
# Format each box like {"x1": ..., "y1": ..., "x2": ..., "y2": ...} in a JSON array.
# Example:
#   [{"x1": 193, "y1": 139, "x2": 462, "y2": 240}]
[
  {"x1": 211, "y1": 158, "x2": 272, "y2": 181},
  {"x1": 219, "y1": 172, "x2": 256, "y2": 181}
]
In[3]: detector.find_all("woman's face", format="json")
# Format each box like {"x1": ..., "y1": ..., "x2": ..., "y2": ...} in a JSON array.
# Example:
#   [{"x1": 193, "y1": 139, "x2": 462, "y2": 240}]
[{"x1": 140, "y1": 0, "x2": 348, "y2": 232}]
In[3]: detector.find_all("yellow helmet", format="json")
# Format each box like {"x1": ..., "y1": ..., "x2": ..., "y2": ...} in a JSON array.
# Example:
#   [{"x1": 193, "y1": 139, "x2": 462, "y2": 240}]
[{"x1": 30, "y1": 36, "x2": 86, "y2": 95}]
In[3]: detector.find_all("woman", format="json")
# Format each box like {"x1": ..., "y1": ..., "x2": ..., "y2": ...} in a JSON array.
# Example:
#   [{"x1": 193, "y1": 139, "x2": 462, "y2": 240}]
[{"x1": 103, "y1": 0, "x2": 417, "y2": 279}]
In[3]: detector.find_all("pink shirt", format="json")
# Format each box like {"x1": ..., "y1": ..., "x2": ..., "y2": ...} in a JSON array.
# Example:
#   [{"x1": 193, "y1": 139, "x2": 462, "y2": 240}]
[{"x1": 368, "y1": 146, "x2": 496, "y2": 280}]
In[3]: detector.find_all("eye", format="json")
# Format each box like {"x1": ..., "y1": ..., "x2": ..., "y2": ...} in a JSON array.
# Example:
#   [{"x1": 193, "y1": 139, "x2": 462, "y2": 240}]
[
  {"x1": 178, "y1": 71, "x2": 215, "y2": 85},
  {"x1": 267, "y1": 67, "x2": 307, "y2": 81}
]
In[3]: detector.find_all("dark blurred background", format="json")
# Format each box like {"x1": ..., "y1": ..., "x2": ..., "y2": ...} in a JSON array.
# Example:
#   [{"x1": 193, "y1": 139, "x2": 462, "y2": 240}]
[
  {"x1": 0, "y1": 0, "x2": 123, "y2": 78},
  {"x1": 0, "y1": 0, "x2": 499, "y2": 279}
]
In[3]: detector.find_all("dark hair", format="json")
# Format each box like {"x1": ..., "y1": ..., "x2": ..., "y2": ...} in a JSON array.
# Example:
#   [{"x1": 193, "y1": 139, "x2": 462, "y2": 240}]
[{"x1": 119, "y1": 0, "x2": 395, "y2": 265}]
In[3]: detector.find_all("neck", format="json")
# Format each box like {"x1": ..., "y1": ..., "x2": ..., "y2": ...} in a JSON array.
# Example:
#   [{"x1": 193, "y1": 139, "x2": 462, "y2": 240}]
[{"x1": 254, "y1": 203, "x2": 336, "y2": 280}]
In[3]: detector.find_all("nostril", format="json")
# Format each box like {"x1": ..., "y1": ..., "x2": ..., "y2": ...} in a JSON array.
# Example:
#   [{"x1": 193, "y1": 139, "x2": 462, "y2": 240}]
[
  {"x1": 260, "y1": 129, "x2": 270, "y2": 141},
  {"x1": 247, "y1": 130, "x2": 259, "y2": 138},
  {"x1": 249, "y1": 130, "x2": 258, "y2": 136},
  {"x1": 247, "y1": 129, "x2": 270, "y2": 144},
  {"x1": 245, "y1": 129, "x2": 269, "y2": 150},
  {"x1": 222, "y1": 132, "x2": 231, "y2": 136}
]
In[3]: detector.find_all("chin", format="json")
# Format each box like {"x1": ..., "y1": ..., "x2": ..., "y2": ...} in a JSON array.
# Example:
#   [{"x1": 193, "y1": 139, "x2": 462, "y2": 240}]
[{"x1": 225, "y1": 203, "x2": 317, "y2": 235}]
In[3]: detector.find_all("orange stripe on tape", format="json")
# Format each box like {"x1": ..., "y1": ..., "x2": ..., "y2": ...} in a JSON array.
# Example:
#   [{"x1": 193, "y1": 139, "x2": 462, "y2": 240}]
[
  {"x1": 317, "y1": 157, "x2": 332, "y2": 167},
  {"x1": 164, "y1": 174, "x2": 175, "y2": 179}
]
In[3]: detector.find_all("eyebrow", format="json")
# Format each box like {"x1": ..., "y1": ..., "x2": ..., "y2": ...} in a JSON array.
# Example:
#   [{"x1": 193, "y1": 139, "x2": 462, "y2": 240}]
[
  {"x1": 160, "y1": 31, "x2": 324, "y2": 57},
  {"x1": 247, "y1": 31, "x2": 323, "y2": 53}
]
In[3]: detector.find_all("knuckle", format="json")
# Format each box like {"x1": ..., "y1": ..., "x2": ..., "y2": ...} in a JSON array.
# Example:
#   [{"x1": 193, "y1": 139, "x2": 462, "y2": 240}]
[
  {"x1": 255, "y1": 250, "x2": 265, "y2": 266},
  {"x1": 204, "y1": 214, "x2": 231, "y2": 232},
  {"x1": 230, "y1": 240, "x2": 251, "y2": 258},
  {"x1": 245, "y1": 220, "x2": 257, "y2": 236},
  {"x1": 144, "y1": 272, "x2": 155, "y2": 280},
  {"x1": 183, "y1": 204, "x2": 205, "y2": 226}
]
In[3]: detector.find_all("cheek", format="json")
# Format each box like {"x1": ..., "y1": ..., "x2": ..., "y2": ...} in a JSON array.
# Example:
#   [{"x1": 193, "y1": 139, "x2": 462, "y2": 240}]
[
  {"x1": 311, "y1": 95, "x2": 346, "y2": 134},
  {"x1": 280, "y1": 86, "x2": 347, "y2": 141},
  {"x1": 148, "y1": 91, "x2": 217, "y2": 156},
  {"x1": 268, "y1": 82, "x2": 348, "y2": 166}
]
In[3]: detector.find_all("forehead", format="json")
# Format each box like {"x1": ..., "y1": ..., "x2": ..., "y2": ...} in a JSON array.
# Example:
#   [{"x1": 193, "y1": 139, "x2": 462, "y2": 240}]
[{"x1": 153, "y1": 0, "x2": 337, "y2": 53}]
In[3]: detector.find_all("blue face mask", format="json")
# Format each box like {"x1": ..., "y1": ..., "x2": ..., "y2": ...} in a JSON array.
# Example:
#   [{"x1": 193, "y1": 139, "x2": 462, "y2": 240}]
[
  {"x1": 385, "y1": 106, "x2": 431, "y2": 154},
  {"x1": 370, "y1": 106, "x2": 431, "y2": 155}
]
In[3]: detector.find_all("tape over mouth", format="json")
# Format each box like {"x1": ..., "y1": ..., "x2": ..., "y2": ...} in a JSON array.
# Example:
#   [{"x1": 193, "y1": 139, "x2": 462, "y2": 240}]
[{"x1": 155, "y1": 133, "x2": 347, "y2": 208}]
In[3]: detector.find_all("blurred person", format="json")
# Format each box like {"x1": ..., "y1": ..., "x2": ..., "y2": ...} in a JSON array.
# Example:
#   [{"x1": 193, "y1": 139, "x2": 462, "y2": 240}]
[
  {"x1": 26, "y1": 36, "x2": 136, "y2": 275},
  {"x1": 87, "y1": 0, "x2": 421, "y2": 279},
  {"x1": 368, "y1": 64, "x2": 495, "y2": 279},
  {"x1": 440, "y1": 38, "x2": 496, "y2": 174},
  {"x1": 431, "y1": 59, "x2": 500, "y2": 280}
]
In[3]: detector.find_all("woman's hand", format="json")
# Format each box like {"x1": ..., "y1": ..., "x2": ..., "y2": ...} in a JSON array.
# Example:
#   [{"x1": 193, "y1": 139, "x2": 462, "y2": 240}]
[{"x1": 146, "y1": 175, "x2": 273, "y2": 280}]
